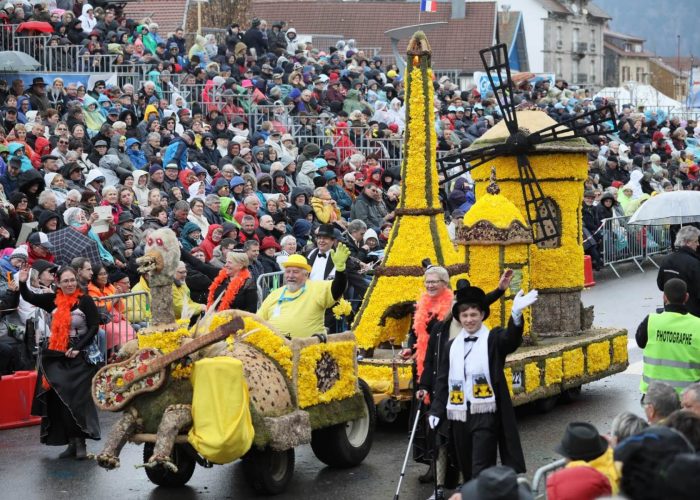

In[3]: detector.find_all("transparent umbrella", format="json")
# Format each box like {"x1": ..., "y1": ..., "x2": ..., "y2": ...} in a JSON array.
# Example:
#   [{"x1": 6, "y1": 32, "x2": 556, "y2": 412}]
[
  {"x1": 0, "y1": 51, "x2": 41, "y2": 71},
  {"x1": 628, "y1": 191, "x2": 700, "y2": 225}
]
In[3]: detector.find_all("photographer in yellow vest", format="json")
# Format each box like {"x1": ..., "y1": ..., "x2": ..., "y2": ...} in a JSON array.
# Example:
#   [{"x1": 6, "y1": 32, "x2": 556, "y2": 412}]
[{"x1": 636, "y1": 278, "x2": 700, "y2": 395}]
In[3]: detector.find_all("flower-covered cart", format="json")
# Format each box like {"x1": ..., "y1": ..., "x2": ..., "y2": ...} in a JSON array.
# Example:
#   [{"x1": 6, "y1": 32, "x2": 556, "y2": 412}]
[{"x1": 352, "y1": 33, "x2": 628, "y2": 418}]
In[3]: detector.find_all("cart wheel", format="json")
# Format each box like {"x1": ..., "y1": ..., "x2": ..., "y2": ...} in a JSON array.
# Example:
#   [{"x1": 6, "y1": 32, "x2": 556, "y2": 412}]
[
  {"x1": 560, "y1": 385, "x2": 582, "y2": 403},
  {"x1": 535, "y1": 395, "x2": 558, "y2": 414},
  {"x1": 377, "y1": 397, "x2": 401, "y2": 424},
  {"x1": 241, "y1": 447, "x2": 295, "y2": 495},
  {"x1": 311, "y1": 379, "x2": 376, "y2": 467},
  {"x1": 142, "y1": 442, "x2": 196, "y2": 487}
]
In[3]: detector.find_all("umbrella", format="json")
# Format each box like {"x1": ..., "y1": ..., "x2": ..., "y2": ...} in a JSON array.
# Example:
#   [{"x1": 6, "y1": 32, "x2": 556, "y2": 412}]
[
  {"x1": 0, "y1": 51, "x2": 41, "y2": 71},
  {"x1": 16, "y1": 21, "x2": 54, "y2": 34},
  {"x1": 628, "y1": 191, "x2": 700, "y2": 225},
  {"x1": 47, "y1": 227, "x2": 102, "y2": 269}
]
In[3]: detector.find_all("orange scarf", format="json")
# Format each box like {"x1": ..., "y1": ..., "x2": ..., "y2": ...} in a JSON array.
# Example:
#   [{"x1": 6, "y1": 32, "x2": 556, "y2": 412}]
[
  {"x1": 49, "y1": 289, "x2": 82, "y2": 352},
  {"x1": 414, "y1": 288, "x2": 453, "y2": 379},
  {"x1": 207, "y1": 268, "x2": 251, "y2": 311}
]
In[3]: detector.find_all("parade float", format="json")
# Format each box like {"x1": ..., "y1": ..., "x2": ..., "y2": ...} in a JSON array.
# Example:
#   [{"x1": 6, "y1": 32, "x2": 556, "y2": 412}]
[
  {"x1": 91, "y1": 228, "x2": 375, "y2": 494},
  {"x1": 354, "y1": 33, "x2": 629, "y2": 422}
]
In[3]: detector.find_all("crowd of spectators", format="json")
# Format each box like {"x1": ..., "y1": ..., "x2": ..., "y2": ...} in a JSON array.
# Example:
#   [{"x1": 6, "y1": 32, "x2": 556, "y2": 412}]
[{"x1": 0, "y1": 3, "x2": 698, "y2": 499}]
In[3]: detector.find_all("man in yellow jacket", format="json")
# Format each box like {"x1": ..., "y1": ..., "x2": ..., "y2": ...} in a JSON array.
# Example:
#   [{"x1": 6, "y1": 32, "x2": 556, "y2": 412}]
[{"x1": 257, "y1": 244, "x2": 349, "y2": 338}]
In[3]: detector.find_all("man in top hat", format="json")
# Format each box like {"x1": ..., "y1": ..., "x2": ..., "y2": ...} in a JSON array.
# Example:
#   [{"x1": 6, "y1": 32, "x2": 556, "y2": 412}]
[
  {"x1": 257, "y1": 244, "x2": 350, "y2": 338},
  {"x1": 428, "y1": 285, "x2": 538, "y2": 481},
  {"x1": 27, "y1": 77, "x2": 50, "y2": 112}
]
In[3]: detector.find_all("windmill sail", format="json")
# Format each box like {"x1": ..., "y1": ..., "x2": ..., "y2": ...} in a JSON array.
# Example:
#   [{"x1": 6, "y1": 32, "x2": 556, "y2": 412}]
[{"x1": 479, "y1": 44, "x2": 519, "y2": 135}]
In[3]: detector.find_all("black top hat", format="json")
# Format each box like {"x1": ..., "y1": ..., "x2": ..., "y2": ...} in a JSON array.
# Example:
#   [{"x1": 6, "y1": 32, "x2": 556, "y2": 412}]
[
  {"x1": 30, "y1": 77, "x2": 47, "y2": 87},
  {"x1": 316, "y1": 224, "x2": 337, "y2": 239},
  {"x1": 555, "y1": 422, "x2": 608, "y2": 461},
  {"x1": 460, "y1": 465, "x2": 534, "y2": 500},
  {"x1": 452, "y1": 284, "x2": 489, "y2": 320}
]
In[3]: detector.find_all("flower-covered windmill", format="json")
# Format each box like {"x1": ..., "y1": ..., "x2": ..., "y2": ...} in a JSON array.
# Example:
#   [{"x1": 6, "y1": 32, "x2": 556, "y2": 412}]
[{"x1": 437, "y1": 44, "x2": 619, "y2": 245}]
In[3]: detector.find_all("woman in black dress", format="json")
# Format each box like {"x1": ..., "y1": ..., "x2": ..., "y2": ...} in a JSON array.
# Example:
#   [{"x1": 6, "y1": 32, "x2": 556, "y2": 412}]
[{"x1": 18, "y1": 265, "x2": 100, "y2": 459}]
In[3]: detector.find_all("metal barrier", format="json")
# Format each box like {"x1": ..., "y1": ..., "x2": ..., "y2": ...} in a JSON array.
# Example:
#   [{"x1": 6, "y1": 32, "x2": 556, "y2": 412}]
[
  {"x1": 530, "y1": 458, "x2": 566, "y2": 499},
  {"x1": 92, "y1": 291, "x2": 150, "y2": 351},
  {"x1": 600, "y1": 216, "x2": 671, "y2": 277},
  {"x1": 256, "y1": 271, "x2": 285, "y2": 308}
]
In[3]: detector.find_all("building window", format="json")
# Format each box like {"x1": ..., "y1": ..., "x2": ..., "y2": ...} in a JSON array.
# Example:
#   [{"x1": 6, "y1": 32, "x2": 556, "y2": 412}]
[
  {"x1": 556, "y1": 57, "x2": 562, "y2": 76},
  {"x1": 622, "y1": 66, "x2": 630, "y2": 81},
  {"x1": 590, "y1": 58, "x2": 596, "y2": 83},
  {"x1": 591, "y1": 29, "x2": 595, "y2": 42},
  {"x1": 572, "y1": 59, "x2": 579, "y2": 82},
  {"x1": 623, "y1": 42, "x2": 632, "y2": 52},
  {"x1": 573, "y1": 28, "x2": 579, "y2": 45},
  {"x1": 636, "y1": 67, "x2": 644, "y2": 82},
  {"x1": 535, "y1": 199, "x2": 561, "y2": 249}
]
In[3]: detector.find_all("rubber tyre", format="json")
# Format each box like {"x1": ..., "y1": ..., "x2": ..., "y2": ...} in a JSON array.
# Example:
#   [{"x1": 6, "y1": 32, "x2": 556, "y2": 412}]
[
  {"x1": 310, "y1": 378, "x2": 376, "y2": 468},
  {"x1": 535, "y1": 395, "x2": 558, "y2": 414},
  {"x1": 142, "y1": 442, "x2": 196, "y2": 487},
  {"x1": 241, "y1": 447, "x2": 295, "y2": 495},
  {"x1": 559, "y1": 385, "x2": 582, "y2": 403}
]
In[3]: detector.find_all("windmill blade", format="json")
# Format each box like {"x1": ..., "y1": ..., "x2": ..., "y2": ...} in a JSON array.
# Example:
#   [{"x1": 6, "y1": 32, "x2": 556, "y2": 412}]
[
  {"x1": 479, "y1": 44, "x2": 519, "y2": 135},
  {"x1": 437, "y1": 142, "x2": 511, "y2": 185},
  {"x1": 516, "y1": 154, "x2": 561, "y2": 244},
  {"x1": 527, "y1": 105, "x2": 619, "y2": 146}
]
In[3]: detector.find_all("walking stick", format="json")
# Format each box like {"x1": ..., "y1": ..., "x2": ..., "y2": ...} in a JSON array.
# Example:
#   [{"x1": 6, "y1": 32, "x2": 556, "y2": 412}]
[{"x1": 394, "y1": 401, "x2": 422, "y2": 500}]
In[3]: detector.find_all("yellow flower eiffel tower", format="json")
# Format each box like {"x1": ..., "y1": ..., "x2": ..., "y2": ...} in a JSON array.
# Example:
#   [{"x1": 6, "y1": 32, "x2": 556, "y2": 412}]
[{"x1": 352, "y1": 32, "x2": 468, "y2": 350}]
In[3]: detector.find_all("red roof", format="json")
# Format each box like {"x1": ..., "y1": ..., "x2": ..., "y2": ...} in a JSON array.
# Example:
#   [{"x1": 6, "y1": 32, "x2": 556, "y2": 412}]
[
  {"x1": 123, "y1": 0, "x2": 187, "y2": 35},
  {"x1": 250, "y1": 0, "x2": 496, "y2": 73}
]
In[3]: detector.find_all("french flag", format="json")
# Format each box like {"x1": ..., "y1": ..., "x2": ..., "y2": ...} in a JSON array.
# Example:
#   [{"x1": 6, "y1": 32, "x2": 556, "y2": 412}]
[{"x1": 420, "y1": 0, "x2": 437, "y2": 13}]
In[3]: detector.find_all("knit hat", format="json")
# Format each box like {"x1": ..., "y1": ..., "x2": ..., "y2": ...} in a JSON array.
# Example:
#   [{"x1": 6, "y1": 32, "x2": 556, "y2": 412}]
[
  {"x1": 149, "y1": 164, "x2": 164, "y2": 175},
  {"x1": 10, "y1": 246, "x2": 28, "y2": 262},
  {"x1": 260, "y1": 236, "x2": 281, "y2": 252}
]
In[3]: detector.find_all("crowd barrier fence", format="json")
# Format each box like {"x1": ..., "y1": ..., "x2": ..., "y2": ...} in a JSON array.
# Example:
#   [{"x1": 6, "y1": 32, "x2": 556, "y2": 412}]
[{"x1": 599, "y1": 215, "x2": 671, "y2": 277}]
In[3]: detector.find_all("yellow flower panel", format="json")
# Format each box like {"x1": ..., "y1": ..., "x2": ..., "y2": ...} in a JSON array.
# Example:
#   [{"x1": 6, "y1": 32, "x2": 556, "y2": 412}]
[
  {"x1": 531, "y1": 246, "x2": 584, "y2": 290},
  {"x1": 471, "y1": 154, "x2": 588, "y2": 183},
  {"x1": 354, "y1": 275, "x2": 422, "y2": 349},
  {"x1": 463, "y1": 193, "x2": 527, "y2": 229},
  {"x1": 297, "y1": 342, "x2": 357, "y2": 409},
  {"x1": 545, "y1": 357, "x2": 563, "y2": 387},
  {"x1": 563, "y1": 348, "x2": 585, "y2": 379},
  {"x1": 504, "y1": 367, "x2": 514, "y2": 397},
  {"x1": 402, "y1": 67, "x2": 439, "y2": 208},
  {"x1": 524, "y1": 362, "x2": 541, "y2": 393},
  {"x1": 587, "y1": 341, "x2": 612, "y2": 375},
  {"x1": 358, "y1": 364, "x2": 413, "y2": 396},
  {"x1": 612, "y1": 335, "x2": 629, "y2": 365},
  {"x1": 383, "y1": 216, "x2": 462, "y2": 268}
]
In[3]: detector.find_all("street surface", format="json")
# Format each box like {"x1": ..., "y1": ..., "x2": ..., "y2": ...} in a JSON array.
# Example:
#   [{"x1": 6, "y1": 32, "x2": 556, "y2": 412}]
[{"x1": 0, "y1": 262, "x2": 659, "y2": 500}]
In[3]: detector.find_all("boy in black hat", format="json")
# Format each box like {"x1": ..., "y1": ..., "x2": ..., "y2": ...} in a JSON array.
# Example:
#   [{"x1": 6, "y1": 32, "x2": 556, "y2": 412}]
[{"x1": 429, "y1": 285, "x2": 538, "y2": 482}]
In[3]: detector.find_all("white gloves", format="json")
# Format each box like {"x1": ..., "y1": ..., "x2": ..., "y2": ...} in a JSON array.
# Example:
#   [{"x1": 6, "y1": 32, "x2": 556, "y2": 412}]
[
  {"x1": 428, "y1": 415, "x2": 440, "y2": 429},
  {"x1": 511, "y1": 289, "x2": 538, "y2": 324}
]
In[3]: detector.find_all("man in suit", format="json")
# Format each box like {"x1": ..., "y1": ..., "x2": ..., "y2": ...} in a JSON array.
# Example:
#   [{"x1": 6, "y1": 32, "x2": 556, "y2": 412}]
[
  {"x1": 307, "y1": 224, "x2": 338, "y2": 282},
  {"x1": 428, "y1": 285, "x2": 538, "y2": 483}
]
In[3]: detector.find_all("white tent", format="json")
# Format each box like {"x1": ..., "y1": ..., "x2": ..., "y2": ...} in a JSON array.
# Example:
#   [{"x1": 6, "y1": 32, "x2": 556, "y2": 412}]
[{"x1": 594, "y1": 83, "x2": 684, "y2": 113}]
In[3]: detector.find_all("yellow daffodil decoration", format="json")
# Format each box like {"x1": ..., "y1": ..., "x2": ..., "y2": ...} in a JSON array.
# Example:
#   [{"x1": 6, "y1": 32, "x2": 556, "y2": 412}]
[{"x1": 351, "y1": 32, "x2": 468, "y2": 350}]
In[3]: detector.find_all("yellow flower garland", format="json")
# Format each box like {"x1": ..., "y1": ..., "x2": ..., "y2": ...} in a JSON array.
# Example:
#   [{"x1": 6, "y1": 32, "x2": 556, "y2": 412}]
[
  {"x1": 358, "y1": 364, "x2": 413, "y2": 396},
  {"x1": 563, "y1": 348, "x2": 585, "y2": 379},
  {"x1": 545, "y1": 357, "x2": 563, "y2": 387},
  {"x1": 297, "y1": 341, "x2": 357, "y2": 409},
  {"x1": 332, "y1": 298, "x2": 353, "y2": 320},
  {"x1": 587, "y1": 341, "x2": 611, "y2": 374},
  {"x1": 504, "y1": 367, "x2": 514, "y2": 397},
  {"x1": 137, "y1": 326, "x2": 193, "y2": 379},
  {"x1": 612, "y1": 335, "x2": 628, "y2": 365},
  {"x1": 524, "y1": 362, "x2": 541, "y2": 393}
]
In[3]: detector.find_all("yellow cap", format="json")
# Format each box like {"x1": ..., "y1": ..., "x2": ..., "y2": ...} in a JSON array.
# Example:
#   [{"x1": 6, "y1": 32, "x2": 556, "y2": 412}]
[{"x1": 281, "y1": 254, "x2": 311, "y2": 272}]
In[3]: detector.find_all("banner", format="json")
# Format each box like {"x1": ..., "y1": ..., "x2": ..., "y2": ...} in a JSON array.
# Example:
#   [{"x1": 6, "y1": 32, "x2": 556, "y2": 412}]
[{"x1": 472, "y1": 71, "x2": 555, "y2": 98}]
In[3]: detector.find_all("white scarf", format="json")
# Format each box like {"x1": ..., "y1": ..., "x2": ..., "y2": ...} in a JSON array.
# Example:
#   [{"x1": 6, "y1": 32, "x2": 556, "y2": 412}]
[{"x1": 446, "y1": 325, "x2": 497, "y2": 422}]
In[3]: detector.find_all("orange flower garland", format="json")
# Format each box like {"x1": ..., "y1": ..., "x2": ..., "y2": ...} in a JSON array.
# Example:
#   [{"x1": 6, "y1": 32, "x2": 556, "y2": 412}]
[
  {"x1": 207, "y1": 268, "x2": 251, "y2": 311},
  {"x1": 49, "y1": 290, "x2": 82, "y2": 352},
  {"x1": 413, "y1": 288, "x2": 453, "y2": 379}
]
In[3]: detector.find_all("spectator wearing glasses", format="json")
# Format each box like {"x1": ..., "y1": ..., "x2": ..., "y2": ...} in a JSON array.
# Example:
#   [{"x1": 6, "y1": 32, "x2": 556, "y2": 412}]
[{"x1": 350, "y1": 182, "x2": 388, "y2": 230}]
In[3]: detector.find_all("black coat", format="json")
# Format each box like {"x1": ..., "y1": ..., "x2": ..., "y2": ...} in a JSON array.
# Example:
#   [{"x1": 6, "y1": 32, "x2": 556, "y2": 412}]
[
  {"x1": 430, "y1": 317, "x2": 526, "y2": 474},
  {"x1": 657, "y1": 247, "x2": 700, "y2": 317}
]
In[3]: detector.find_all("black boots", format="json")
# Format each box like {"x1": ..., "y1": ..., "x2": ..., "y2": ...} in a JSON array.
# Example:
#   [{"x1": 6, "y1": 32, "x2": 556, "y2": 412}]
[
  {"x1": 58, "y1": 438, "x2": 86, "y2": 460},
  {"x1": 418, "y1": 462, "x2": 435, "y2": 483},
  {"x1": 58, "y1": 441, "x2": 76, "y2": 459}
]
